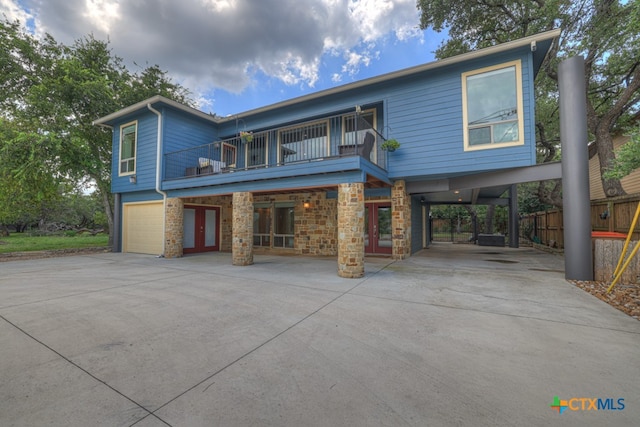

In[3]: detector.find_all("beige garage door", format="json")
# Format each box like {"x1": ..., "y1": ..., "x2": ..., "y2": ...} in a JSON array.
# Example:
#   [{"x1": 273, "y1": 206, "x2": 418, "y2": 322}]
[{"x1": 123, "y1": 202, "x2": 164, "y2": 255}]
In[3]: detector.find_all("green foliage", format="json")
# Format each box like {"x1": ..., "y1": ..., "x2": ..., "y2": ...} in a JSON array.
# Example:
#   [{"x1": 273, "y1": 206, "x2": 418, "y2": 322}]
[
  {"x1": 0, "y1": 118, "x2": 64, "y2": 227},
  {"x1": 380, "y1": 138, "x2": 400, "y2": 151},
  {"x1": 0, "y1": 18, "x2": 193, "y2": 241},
  {"x1": 0, "y1": 234, "x2": 108, "y2": 253},
  {"x1": 604, "y1": 127, "x2": 640, "y2": 179},
  {"x1": 518, "y1": 182, "x2": 556, "y2": 214}
]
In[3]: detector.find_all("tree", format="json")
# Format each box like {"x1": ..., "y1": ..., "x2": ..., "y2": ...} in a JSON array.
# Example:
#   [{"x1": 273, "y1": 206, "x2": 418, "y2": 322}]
[
  {"x1": 0, "y1": 118, "x2": 65, "y2": 233},
  {"x1": 417, "y1": 0, "x2": 640, "y2": 201},
  {"x1": 604, "y1": 125, "x2": 640, "y2": 179},
  {"x1": 0, "y1": 18, "x2": 192, "y2": 245}
]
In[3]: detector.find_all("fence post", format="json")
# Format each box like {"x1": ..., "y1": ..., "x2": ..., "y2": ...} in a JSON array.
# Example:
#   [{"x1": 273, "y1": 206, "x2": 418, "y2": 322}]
[{"x1": 450, "y1": 218, "x2": 454, "y2": 242}]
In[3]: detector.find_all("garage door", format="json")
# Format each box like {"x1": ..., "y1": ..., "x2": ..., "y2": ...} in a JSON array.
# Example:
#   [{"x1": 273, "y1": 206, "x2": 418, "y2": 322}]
[{"x1": 123, "y1": 202, "x2": 164, "y2": 255}]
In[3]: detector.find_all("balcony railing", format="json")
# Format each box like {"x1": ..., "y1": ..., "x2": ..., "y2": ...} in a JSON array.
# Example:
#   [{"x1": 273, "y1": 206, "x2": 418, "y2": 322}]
[{"x1": 164, "y1": 112, "x2": 388, "y2": 181}]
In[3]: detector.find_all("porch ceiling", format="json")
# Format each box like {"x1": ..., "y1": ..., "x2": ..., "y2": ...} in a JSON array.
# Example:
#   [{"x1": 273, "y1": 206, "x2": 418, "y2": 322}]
[{"x1": 409, "y1": 162, "x2": 562, "y2": 206}]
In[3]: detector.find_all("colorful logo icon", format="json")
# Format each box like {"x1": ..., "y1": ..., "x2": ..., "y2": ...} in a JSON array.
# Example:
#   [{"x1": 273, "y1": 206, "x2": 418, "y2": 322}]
[
  {"x1": 550, "y1": 396, "x2": 569, "y2": 414},
  {"x1": 550, "y1": 395, "x2": 625, "y2": 414}
]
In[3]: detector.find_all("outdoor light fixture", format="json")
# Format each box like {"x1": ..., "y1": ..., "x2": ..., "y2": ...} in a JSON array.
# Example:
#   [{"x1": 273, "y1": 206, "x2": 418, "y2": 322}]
[
  {"x1": 303, "y1": 201, "x2": 311, "y2": 209},
  {"x1": 454, "y1": 190, "x2": 460, "y2": 194},
  {"x1": 129, "y1": 175, "x2": 137, "y2": 184}
]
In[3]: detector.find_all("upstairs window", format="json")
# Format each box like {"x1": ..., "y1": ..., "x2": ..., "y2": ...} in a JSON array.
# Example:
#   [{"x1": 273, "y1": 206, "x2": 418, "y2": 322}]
[
  {"x1": 462, "y1": 60, "x2": 524, "y2": 151},
  {"x1": 119, "y1": 121, "x2": 137, "y2": 175}
]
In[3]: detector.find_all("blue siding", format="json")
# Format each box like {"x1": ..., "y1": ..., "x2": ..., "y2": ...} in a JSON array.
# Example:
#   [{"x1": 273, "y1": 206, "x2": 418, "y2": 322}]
[
  {"x1": 167, "y1": 170, "x2": 365, "y2": 198},
  {"x1": 411, "y1": 196, "x2": 423, "y2": 254},
  {"x1": 112, "y1": 112, "x2": 159, "y2": 193},
  {"x1": 210, "y1": 48, "x2": 536, "y2": 184},
  {"x1": 161, "y1": 156, "x2": 386, "y2": 192},
  {"x1": 384, "y1": 51, "x2": 535, "y2": 180},
  {"x1": 121, "y1": 190, "x2": 164, "y2": 203},
  {"x1": 110, "y1": 45, "x2": 540, "y2": 196},
  {"x1": 163, "y1": 108, "x2": 218, "y2": 153}
]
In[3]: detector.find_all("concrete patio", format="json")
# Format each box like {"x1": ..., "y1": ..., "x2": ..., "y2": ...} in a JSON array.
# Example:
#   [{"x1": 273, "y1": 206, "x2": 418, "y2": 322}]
[{"x1": 1, "y1": 244, "x2": 639, "y2": 426}]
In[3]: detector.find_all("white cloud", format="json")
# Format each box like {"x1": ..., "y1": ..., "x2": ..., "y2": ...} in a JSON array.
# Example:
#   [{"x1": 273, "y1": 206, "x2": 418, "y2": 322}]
[
  {"x1": 82, "y1": 0, "x2": 120, "y2": 34},
  {"x1": 1, "y1": 0, "x2": 424, "y2": 94},
  {"x1": 0, "y1": 0, "x2": 30, "y2": 22}
]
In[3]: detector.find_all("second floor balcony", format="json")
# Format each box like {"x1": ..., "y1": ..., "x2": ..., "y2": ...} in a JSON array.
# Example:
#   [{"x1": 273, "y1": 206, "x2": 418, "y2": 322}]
[{"x1": 164, "y1": 112, "x2": 389, "y2": 183}]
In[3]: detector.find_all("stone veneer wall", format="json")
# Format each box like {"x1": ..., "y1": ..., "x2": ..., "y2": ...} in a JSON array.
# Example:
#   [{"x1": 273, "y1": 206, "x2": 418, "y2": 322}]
[
  {"x1": 391, "y1": 180, "x2": 411, "y2": 260},
  {"x1": 232, "y1": 192, "x2": 253, "y2": 265},
  {"x1": 253, "y1": 192, "x2": 338, "y2": 256},
  {"x1": 164, "y1": 198, "x2": 183, "y2": 258},
  {"x1": 337, "y1": 183, "x2": 365, "y2": 278}
]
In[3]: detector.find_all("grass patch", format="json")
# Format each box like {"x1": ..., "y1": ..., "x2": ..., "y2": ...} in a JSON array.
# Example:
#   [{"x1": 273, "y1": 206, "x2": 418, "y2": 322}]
[{"x1": 0, "y1": 233, "x2": 109, "y2": 253}]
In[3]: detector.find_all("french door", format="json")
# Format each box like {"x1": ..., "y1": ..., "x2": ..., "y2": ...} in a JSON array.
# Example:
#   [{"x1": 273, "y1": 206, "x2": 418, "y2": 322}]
[
  {"x1": 183, "y1": 206, "x2": 220, "y2": 254},
  {"x1": 365, "y1": 202, "x2": 392, "y2": 254}
]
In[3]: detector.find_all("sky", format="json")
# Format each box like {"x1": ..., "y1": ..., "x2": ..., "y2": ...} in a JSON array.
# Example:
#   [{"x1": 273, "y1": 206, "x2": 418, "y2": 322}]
[{"x1": 1, "y1": 0, "x2": 446, "y2": 117}]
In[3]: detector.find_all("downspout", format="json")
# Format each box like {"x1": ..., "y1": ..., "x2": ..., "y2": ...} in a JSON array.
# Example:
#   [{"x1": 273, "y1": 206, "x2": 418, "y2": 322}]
[{"x1": 147, "y1": 104, "x2": 167, "y2": 257}]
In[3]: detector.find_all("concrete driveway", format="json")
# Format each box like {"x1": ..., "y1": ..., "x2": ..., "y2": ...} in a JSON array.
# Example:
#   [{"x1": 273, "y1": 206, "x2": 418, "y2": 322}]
[{"x1": 1, "y1": 244, "x2": 639, "y2": 426}]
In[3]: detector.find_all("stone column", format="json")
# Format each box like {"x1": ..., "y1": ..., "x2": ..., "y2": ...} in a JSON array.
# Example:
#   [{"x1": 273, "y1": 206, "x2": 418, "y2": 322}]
[
  {"x1": 392, "y1": 180, "x2": 411, "y2": 260},
  {"x1": 165, "y1": 198, "x2": 184, "y2": 258},
  {"x1": 337, "y1": 183, "x2": 364, "y2": 278},
  {"x1": 232, "y1": 192, "x2": 253, "y2": 266}
]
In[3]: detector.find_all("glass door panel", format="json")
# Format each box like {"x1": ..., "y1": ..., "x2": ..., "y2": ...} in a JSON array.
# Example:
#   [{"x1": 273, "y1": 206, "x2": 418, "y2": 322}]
[
  {"x1": 183, "y1": 208, "x2": 196, "y2": 249},
  {"x1": 204, "y1": 209, "x2": 217, "y2": 247}
]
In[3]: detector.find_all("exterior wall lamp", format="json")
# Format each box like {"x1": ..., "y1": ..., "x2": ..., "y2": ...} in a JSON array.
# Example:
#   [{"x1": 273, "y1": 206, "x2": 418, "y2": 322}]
[{"x1": 129, "y1": 175, "x2": 137, "y2": 184}]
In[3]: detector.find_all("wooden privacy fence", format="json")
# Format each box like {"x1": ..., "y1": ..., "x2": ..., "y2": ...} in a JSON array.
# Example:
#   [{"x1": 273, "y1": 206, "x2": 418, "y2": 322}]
[
  {"x1": 520, "y1": 209, "x2": 564, "y2": 248},
  {"x1": 520, "y1": 194, "x2": 640, "y2": 249}
]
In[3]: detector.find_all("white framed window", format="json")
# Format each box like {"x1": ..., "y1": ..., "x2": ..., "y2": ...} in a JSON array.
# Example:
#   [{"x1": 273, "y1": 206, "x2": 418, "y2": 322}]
[
  {"x1": 119, "y1": 121, "x2": 137, "y2": 175},
  {"x1": 252, "y1": 202, "x2": 295, "y2": 249},
  {"x1": 462, "y1": 60, "x2": 524, "y2": 151},
  {"x1": 274, "y1": 202, "x2": 295, "y2": 249},
  {"x1": 278, "y1": 120, "x2": 329, "y2": 163}
]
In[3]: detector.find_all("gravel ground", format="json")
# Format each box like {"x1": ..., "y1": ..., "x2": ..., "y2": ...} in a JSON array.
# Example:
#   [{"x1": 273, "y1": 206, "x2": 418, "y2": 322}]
[{"x1": 571, "y1": 280, "x2": 640, "y2": 321}]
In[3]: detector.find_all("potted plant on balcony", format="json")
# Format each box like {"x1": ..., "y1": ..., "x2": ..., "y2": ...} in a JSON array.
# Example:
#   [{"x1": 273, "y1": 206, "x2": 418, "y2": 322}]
[
  {"x1": 240, "y1": 131, "x2": 253, "y2": 143},
  {"x1": 381, "y1": 138, "x2": 400, "y2": 152}
]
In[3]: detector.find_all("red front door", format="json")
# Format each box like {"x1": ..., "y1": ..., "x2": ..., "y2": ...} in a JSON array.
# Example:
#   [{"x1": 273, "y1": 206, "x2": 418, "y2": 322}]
[
  {"x1": 183, "y1": 206, "x2": 220, "y2": 254},
  {"x1": 365, "y1": 203, "x2": 392, "y2": 254}
]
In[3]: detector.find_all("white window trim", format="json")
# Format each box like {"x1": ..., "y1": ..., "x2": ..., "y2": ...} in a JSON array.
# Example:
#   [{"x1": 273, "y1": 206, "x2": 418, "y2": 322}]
[
  {"x1": 118, "y1": 120, "x2": 137, "y2": 176},
  {"x1": 277, "y1": 120, "x2": 330, "y2": 163},
  {"x1": 461, "y1": 60, "x2": 524, "y2": 152}
]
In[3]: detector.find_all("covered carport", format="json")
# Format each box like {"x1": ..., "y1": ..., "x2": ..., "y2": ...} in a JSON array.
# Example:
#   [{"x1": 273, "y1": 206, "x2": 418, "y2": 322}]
[
  {"x1": 408, "y1": 55, "x2": 593, "y2": 282},
  {"x1": 408, "y1": 161, "x2": 562, "y2": 249}
]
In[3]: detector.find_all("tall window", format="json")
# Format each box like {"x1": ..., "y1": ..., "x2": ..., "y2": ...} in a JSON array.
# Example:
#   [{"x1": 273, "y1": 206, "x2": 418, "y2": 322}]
[
  {"x1": 119, "y1": 121, "x2": 137, "y2": 175},
  {"x1": 279, "y1": 121, "x2": 328, "y2": 163},
  {"x1": 274, "y1": 204, "x2": 295, "y2": 248},
  {"x1": 253, "y1": 204, "x2": 271, "y2": 247},
  {"x1": 253, "y1": 203, "x2": 295, "y2": 249},
  {"x1": 462, "y1": 60, "x2": 524, "y2": 151}
]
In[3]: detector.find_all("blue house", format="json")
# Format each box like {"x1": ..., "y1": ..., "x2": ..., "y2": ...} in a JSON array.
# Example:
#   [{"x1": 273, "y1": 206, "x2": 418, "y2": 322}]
[{"x1": 94, "y1": 30, "x2": 560, "y2": 278}]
